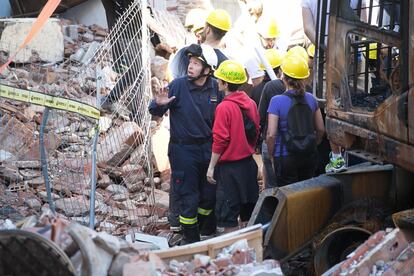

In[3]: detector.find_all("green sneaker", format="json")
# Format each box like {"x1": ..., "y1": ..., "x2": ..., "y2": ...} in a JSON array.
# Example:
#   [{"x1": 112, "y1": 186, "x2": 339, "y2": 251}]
[{"x1": 325, "y1": 156, "x2": 346, "y2": 173}]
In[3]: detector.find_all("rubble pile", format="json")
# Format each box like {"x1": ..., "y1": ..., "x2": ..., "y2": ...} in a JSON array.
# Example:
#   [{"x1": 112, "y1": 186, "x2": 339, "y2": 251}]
[
  {"x1": 0, "y1": 215, "x2": 161, "y2": 276},
  {"x1": 0, "y1": 217, "x2": 279, "y2": 276},
  {"x1": 160, "y1": 240, "x2": 283, "y2": 276},
  {"x1": 326, "y1": 228, "x2": 414, "y2": 275},
  {"x1": 0, "y1": 18, "x2": 172, "y2": 236},
  {"x1": 0, "y1": 19, "x2": 111, "y2": 99}
]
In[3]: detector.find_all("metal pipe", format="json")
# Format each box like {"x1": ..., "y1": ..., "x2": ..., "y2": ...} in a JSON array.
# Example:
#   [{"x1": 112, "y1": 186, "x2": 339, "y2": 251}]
[
  {"x1": 39, "y1": 107, "x2": 55, "y2": 214},
  {"x1": 88, "y1": 126, "x2": 99, "y2": 229},
  {"x1": 89, "y1": 63, "x2": 103, "y2": 229},
  {"x1": 253, "y1": 46, "x2": 277, "y2": 81}
]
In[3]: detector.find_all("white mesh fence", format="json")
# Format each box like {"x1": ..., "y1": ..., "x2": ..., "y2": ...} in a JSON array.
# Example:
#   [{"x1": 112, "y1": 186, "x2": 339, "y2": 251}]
[{"x1": 0, "y1": 1, "x2": 155, "y2": 236}]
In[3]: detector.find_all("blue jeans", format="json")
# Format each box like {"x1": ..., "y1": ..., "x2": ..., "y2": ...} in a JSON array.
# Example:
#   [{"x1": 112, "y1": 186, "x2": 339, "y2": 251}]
[{"x1": 261, "y1": 141, "x2": 277, "y2": 188}]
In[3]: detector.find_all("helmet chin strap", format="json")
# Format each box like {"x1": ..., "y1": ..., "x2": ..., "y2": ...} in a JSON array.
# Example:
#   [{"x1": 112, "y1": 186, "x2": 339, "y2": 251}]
[{"x1": 188, "y1": 64, "x2": 211, "y2": 82}]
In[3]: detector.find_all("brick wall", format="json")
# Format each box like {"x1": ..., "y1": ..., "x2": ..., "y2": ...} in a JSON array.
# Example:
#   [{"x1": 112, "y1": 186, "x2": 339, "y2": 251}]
[{"x1": 150, "y1": 0, "x2": 213, "y2": 24}]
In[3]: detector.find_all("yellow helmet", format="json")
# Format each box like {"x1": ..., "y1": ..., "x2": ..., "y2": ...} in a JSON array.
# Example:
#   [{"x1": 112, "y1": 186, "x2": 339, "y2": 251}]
[
  {"x1": 257, "y1": 17, "x2": 280, "y2": 39},
  {"x1": 307, "y1": 44, "x2": 315, "y2": 58},
  {"x1": 185, "y1": 9, "x2": 208, "y2": 28},
  {"x1": 286, "y1": 46, "x2": 309, "y2": 62},
  {"x1": 260, "y1": 49, "x2": 284, "y2": 70},
  {"x1": 214, "y1": 60, "x2": 247, "y2": 84},
  {"x1": 281, "y1": 55, "x2": 310, "y2": 79},
  {"x1": 206, "y1": 9, "x2": 232, "y2": 32}
]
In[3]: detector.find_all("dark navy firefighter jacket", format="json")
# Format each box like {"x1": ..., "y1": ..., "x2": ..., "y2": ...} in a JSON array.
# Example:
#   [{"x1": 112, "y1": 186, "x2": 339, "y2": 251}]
[{"x1": 149, "y1": 76, "x2": 223, "y2": 144}]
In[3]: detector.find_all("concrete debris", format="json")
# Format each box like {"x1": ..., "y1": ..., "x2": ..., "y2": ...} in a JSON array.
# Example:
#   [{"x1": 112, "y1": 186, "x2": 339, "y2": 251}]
[
  {"x1": 161, "y1": 240, "x2": 282, "y2": 275},
  {"x1": 94, "y1": 231, "x2": 121, "y2": 255},
  {"x1": 109, "y1": 252, "x2": 132, "y2": 276},
  {"x1": 99, "y1": 116, "x2": 113, "y2": 133},
  {"x1": 148, "y1": 189, "x2": 169, "y2": 209},
  {"x1": 37, "y1": 191, "x2": 60, "y2": 201},
  {"x1": 97, "y1": 121, "x2": 144, "y2": 166},
  {"x1": 0, "y1": 219, "x2": 16, "y2": 230},
  {"x1": 24, "y1": 197, "x2": 42, "y2": 211},
  {"x1": 0, "y1": 216, "x2": 193, "y2": 275},
  {"x1": 106, "y1": 184, "x2": 129, "y2": 195},
  {"x1": 0, "y1": 9, "x2": 174, "y2": 257},
  {"x1": 0, "y1": 19, "x2": 64, "y2": 63},
  {"x1": 325, "y1": 228, "x2": 414, "y2": 276},
  {"x1": 150, "y1": 56, "x2": 169, "y2": 81},
  {"x1": 55, "y1": 197, "x2": 90, "y2": 217},
  {"x1": 0, "y1": 150, "x2": 15, "y2": 162}
]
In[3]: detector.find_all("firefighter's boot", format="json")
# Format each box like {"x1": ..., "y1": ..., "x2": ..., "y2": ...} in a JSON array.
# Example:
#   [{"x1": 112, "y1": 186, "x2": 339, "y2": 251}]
[{"x1": 180, "y1": 224, "x2": 201, "y2": 245}]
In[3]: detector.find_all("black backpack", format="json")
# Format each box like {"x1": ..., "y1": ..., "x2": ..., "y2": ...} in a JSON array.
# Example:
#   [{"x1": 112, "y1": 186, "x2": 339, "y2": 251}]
[
  {"x1": 239, "y1": 107, "x2": 257, "y2": 143},
  {"x1": 281, "y1": 92, "x2": 316, "y2": 155}
]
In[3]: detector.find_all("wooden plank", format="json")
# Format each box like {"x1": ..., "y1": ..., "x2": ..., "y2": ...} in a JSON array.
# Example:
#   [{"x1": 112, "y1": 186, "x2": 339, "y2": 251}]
[
  {"x1": 153, "y1": 226, "x2": 263, "y2": 263},
  {"x1": 207, "y1": 229, "x2": 263, "y2": 261}
]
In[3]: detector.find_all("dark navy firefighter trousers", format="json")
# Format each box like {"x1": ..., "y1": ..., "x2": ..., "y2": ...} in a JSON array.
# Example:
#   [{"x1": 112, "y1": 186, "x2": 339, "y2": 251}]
[{"x1": 168, "y1": 141, "x2": 216, "y2": 227}]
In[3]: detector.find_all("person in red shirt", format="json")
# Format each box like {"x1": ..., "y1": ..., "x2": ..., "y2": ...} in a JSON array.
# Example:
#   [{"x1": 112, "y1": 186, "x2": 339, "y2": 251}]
[{"x1": 207, "y1": 60, "x2": 260, "y2": 233}]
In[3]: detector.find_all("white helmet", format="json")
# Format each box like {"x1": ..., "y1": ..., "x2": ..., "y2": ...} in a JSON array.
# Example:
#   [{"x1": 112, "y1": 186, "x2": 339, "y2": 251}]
[
  {"x1": 200, "y1": 44, "x2": 218, "y2": 70},
  {"x1": 186, "y1": 43, "x2": 218, "y2": 70}
]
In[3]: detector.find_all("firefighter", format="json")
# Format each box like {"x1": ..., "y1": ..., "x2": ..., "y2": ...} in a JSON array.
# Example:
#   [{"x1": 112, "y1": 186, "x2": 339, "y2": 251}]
[
  {"x1": 170, "y1": 9, "x2": 231, "y2": 78},
  {"x1": 206, "y1": 60, "x2": 260, "y2": 233},
  {"x1": 166, "y1": 9, "x2": 231, "y2": 233},
  {"x1": 149, "y1": 44, "x2": 221, "y2": 244}
]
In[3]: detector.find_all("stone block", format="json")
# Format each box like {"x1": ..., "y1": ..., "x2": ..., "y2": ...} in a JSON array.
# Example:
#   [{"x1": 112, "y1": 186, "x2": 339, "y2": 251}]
[
  {"x1": 0, "y1": 19, "x2": 64, "y2": 63},
  {"x1": 147, "y1": 189, "x2": 169, "y2": 209},
  {"x1": 106, "y1": 184, "x2": 128, "y2": 195},
  {"x1": 94, "y1": 232, "x2": 121, "y2": 255},
  {"x1": 150, "y1": 56, "x2": 169, "y2": 81},
  {"x1": 55, "y1": 197, "x2": 90, "y2": 217},
  {"x1": 25, "y1": 198, "x2": 42, "y2": 211},
  {"x1": 0, "y1": 117, "x2": 60, "y2": 160},
  {"x1": 99, "y1": 116, "x2": 112, "y2": 133},
  {"x1": 125, "y1": 180, "x2": 144, "y2": 193},
  {"x1": 108, "y1": 252, "x2": 132, "y2": 276},
  {"x1": 97, "y1": 122, "x2": 143, "y2": 166}
]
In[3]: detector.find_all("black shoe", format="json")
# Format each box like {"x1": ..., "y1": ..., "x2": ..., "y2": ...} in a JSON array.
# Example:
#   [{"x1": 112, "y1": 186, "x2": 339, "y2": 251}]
[
  {"x1": 199, "y1": 213, "x2": 217, "y2": 236},
  {"x1": 180, "y1": 224, "x2": 200, "y2": 245}
]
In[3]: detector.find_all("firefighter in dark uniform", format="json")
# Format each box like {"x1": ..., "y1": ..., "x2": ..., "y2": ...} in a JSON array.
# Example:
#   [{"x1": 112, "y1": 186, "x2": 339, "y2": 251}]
[{"x1": 149, "y1": 44, "x2": 221, "y2": 244}]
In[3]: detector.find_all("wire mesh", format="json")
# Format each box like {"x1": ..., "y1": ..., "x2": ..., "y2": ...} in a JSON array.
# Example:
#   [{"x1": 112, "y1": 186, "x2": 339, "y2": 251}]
[{"x1": 0, "y1": 0, "x2": 156, "y2": 237}]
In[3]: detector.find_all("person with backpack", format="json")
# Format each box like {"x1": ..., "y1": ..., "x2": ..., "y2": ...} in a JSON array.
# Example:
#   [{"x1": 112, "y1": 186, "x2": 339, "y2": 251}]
[
  {"x1": 266, "y1": 55, "x2": 325, "y2": 186},
  {"x1": 206, "y1": 60, "x2": 260, "y2": 233}
]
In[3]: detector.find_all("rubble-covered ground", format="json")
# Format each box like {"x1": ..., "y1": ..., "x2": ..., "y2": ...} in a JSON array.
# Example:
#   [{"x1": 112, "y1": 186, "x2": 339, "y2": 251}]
[
  {"x1": 325, "y1": 228, "x2": 414, "y2": 275},
  {"x1": 0, "y1": 215, "x2": 282, "y2": 276},
  {"x1": 0, "y1": 18, "x2": 173, "y2": 239}
]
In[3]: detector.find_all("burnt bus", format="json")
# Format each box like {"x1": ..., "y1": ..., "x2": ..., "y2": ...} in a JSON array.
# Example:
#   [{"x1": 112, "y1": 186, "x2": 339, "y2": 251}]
[{"x1": 249, "y1": 1, "x2": 414, "y2": 274}]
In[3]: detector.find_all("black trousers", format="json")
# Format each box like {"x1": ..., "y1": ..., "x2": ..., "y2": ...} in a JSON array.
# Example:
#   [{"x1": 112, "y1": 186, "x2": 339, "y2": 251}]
[
  {"x1": 215, "y1": 156, "x2": 259, "y2": 227},
  {"x1": 273, "y1": 153, "x2": 317, "y2": 186}
]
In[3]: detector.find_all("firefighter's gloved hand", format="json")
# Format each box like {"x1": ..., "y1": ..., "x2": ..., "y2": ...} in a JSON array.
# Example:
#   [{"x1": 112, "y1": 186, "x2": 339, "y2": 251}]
[
  {"x1": 155, "y1": 86, "x2": 175, "y2": 106},
  {"x1": 206, "y1": 166, "x2": 216, "y2": 184}
]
